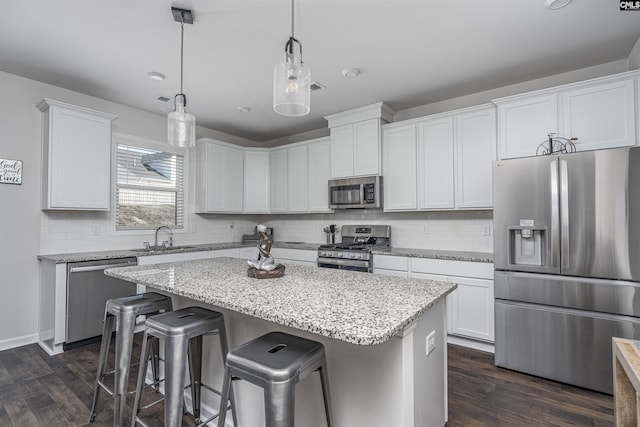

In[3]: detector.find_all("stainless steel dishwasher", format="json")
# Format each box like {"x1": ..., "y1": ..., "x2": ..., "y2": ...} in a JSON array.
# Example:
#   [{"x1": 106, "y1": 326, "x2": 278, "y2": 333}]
[{"x1": 65, "y1": 257, "x2": 138, "y2": 348}]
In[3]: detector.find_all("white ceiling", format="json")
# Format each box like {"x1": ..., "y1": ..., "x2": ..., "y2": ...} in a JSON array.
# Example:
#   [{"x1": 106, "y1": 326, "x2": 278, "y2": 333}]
[{"x1": 2, "y1": 0, "x2": 640, "y2": 143}]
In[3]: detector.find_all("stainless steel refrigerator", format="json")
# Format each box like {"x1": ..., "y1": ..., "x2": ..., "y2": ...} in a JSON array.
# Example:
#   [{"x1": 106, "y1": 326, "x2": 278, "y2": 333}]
[{"x1": 493, "y1": 146, "x2": 640, "y2": 394}]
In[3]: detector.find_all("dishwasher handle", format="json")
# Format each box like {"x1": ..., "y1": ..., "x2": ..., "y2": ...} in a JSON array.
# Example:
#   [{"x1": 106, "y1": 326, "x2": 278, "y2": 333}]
[{"x1": 69, "y1": 260, "x2": 137, "y2": 273}]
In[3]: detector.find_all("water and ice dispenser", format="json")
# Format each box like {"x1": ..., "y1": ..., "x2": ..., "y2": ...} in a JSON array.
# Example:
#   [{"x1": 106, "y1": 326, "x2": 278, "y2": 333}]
[{"x1": 509, "y1": 227, "x2": 546, "y2": 266}]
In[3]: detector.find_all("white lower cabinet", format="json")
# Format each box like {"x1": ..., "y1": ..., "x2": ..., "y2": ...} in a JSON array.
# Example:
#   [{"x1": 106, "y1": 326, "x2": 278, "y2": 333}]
[
  {"x1": 445, "y1": 276, "x2": 494, "y2": 342},
  {"x1": 373, "y1": 254, "x2": 494, "y2": 345}
]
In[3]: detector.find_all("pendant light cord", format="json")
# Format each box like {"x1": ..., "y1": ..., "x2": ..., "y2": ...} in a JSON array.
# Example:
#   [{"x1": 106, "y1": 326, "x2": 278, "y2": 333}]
[
  {"x1": 286, "y1": 0, "x2": 302, "y2": 61},
  {"x1": 180, "y1": 16, "x2": 185, "y2": 95}
]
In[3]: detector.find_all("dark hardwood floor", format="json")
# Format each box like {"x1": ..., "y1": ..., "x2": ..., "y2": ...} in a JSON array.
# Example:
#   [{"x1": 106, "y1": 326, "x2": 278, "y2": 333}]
[{"x1": 0, "y1": 341, "x2": 613, "y2": 426}]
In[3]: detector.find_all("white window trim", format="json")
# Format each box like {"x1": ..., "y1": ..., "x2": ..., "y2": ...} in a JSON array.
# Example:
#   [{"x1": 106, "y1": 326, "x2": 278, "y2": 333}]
[{"x1": 111, "y1": 132, "x2": 190, "y2": 236}]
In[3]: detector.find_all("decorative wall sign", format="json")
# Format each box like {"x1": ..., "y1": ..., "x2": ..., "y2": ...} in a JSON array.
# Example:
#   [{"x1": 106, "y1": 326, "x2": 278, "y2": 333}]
[{"x1": 0, "y1": 158, "x2": 23, "y2": 185}]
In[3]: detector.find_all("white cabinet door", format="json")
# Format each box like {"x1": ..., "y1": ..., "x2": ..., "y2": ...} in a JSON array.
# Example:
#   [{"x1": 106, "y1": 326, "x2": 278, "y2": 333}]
[
  {"x1": 455, "y1": 108, "x2": 496, "y2": 208},
  {"x1": 287, "y1": 144, "x2": 308, "y2": 212},
  {"x1": 330, "y1": 118, "x2": 381, "y2": 178},
  {"x1": 244, "y1": 150, "x2": 270, "y2": 213},
  {"x1": 38, "y1": 99, "x2": 116, "y2": 210},
  {"x1": 307, "y1": 138, "x2": 332, "y2": 212},
  {"x1": 354, "y1": 118, "x2": 381, "y2": 176},
  {"x1": 330, "y1": 124, "x2": 355, "y2": 178},
  {"x1": 496, "y1": 94, "x2": 558, "y2": 159},
  {"x1": 382, "y1": 124, "x2": 417, "y2": 211},
  {"x1": 417, "y1": 117, "x2": 455, "y2": 209},
  {"x1": 196, "y1": 140, "x2": 244, "y2": 213},
  {"x1": 446, "y1": 277, "x2": 494, "y2": 342},
  {"x1": 269, "y1": 148, "x2": 288, "y2": 213},
  {"x1": 562, "y1": 79, "x2": 636, "y2": 151}
]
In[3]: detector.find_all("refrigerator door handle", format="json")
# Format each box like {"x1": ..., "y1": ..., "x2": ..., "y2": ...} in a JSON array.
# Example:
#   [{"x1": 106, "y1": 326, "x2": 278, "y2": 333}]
[
  {"x1": 550, "y1": 160, "x2": 560, "y2": 269},
  {"x1": 560, "y1": 159, "x2": 570, "y2": 270}
]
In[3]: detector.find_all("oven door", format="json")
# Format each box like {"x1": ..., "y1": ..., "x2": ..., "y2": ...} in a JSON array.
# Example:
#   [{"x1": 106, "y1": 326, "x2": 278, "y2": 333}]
[{"x1": 317, "y1": 257, "x2": 371, "y2": 273}]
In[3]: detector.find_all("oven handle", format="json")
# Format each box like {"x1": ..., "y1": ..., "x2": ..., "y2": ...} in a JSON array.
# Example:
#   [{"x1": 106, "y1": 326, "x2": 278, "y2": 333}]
[{"x1": 317, "y1": 257, "x2": 370, "y2": 268}]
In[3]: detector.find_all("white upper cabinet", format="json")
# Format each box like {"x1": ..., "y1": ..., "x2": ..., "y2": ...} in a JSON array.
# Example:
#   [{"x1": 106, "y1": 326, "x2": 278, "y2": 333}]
[
  {"x1": 196, "y1": 138, "x2": 244, "y2": 213},
  {"x1": 243, "y1": 149, "x2": 270, "y2": 213},
  {"x1": 496, "y1": 94, "x2": 558, "y2": 160},
  {"x1": 381, "y1": 104, "x2": 496, "y2": 211},
  {"x1": 418, "y1": 117, "x2": 455, "y2": 209},
  {"x1": 329, "y1": 124, "x2": 356, "y2": 179},
  {"x1": 269, "y1": 148, "x2": 288, "y2": 213},
  {"x1": 307, "y1": 138, "x2": 332, "y2": 212},
  {"x1": 38, "y1": 99, "x2": 116, "y2": 210},
  {"x1": 287, "y1": 144, "x2": 308, "y2": 212},
  {"x1": 382, "y1": 123, "x2": 417, "y2": 211},
  {"x1": 561, "y1": 79, "x2": 636, "y2": 151},
  {"x1": 270, "y1": 138, "x2": 333, "y2": 214},
  {"x1": 494, "y1": 71, "x2": 639, "y2": 159},
  {"x1": 455, "y1": 108, "x2": 496, "y2": 208},
  {"x1": 325, "y1": 102, "x2": 395, "y2": 179}
]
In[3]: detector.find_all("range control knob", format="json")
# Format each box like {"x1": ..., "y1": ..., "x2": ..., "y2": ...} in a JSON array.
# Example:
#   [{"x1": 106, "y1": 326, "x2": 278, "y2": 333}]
[{"x1": 336, "y1": 252, "x2": 343, "y2": 258}]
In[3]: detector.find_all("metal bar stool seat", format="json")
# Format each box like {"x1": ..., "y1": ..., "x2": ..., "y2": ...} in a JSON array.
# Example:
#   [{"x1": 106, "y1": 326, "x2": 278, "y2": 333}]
[
  {"x1": 217, "y1": 331, "x2": 333, "y2": 427},
  {"x1": 90, "y1": 292, "x2": 173, "y2": 427},
  {"x1": 131, "y1": 306, "x2": 237, "y2": 427}
]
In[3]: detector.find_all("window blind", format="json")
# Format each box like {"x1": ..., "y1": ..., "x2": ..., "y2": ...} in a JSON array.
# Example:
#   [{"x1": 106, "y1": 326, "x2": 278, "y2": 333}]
[{"x1": 115, "y1": 144, "x2": 184, "y2": 230}]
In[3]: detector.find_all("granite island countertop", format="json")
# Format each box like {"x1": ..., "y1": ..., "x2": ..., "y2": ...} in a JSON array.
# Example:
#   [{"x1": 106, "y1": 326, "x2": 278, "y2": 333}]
[{"x1": 105, "y1": 257, "x2": 456, "y2": 346}]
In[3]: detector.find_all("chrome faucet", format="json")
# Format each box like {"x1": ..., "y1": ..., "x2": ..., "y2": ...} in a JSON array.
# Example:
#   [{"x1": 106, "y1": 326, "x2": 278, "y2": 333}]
[{"x1": 155, "y1": 226, "x2": 173, "y2": 248}]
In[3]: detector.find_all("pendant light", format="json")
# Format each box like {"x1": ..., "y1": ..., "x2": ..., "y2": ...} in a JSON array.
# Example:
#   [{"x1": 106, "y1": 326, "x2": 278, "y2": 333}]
[
  {"x1": 273, "y1": 0, "x2": 310, "y2": 117},
  {"x1": 167, "y1": 7, "x2": 196, "y2": 147}
]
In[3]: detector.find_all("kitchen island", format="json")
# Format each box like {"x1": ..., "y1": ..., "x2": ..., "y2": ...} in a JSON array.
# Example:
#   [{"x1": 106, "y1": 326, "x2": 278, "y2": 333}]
[{"x1": 106, "y1": 257, "x2": 455, "y2": 427}]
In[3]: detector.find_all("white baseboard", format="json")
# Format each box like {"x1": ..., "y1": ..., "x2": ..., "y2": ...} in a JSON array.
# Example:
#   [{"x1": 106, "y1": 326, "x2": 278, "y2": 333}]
[
  {"x1": 0, "y1": 333, "x2": 39, "y2": 352},
  {"x1": 447, "y1": 335, "x2": 495, "y2": 354}
]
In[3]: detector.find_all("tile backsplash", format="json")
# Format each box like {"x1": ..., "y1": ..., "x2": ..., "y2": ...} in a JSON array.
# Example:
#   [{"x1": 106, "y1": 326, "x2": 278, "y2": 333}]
[{"x1": 40, "y1": 209, "x2": 493, "y2": 254}]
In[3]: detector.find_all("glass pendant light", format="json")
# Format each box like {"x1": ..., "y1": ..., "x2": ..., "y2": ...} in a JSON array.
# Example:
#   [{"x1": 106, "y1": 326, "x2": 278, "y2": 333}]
[
  {"x1": 168, "y1": 7, "x2": 196, "y2": 147},
  {"x1": 273, "y1": 0, "x2": 310, "y2": 117}
]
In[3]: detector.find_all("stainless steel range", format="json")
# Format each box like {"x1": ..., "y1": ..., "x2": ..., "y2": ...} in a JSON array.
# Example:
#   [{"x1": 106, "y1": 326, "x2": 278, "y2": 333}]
[{"x1": 317, "y1": 225, "x2": 391, "y2": 273}]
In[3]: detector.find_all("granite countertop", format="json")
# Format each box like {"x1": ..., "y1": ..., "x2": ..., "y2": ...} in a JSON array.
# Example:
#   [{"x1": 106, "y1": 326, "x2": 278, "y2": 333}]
[
  {"x1": 38, "y1": 241, "x2": 493, "y2": 264},
  {"x1": 105, "y1": 257, "x2": 456, "y2": 346},
  {"x1": 375, "y1": 247, "x2": 493, "y2": 263},
  {"x1": 36, "y1": 241, "x2": 320, "y2": 263}
]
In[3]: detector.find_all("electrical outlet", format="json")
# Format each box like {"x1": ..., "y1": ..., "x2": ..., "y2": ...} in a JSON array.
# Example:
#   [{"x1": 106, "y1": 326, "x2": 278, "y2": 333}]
[
  {"x1": 422, "y1": 224, "x2": 429, "y2": 235},
  {"x1": 426, "y1": 331, "x2": 436, "y2": 356},
  {"x1": 482, "y1": 225, "x2": 491, "y2": 236},
  {"x1": 228, "y1": 221, "x2": 234, "y2": 230}
]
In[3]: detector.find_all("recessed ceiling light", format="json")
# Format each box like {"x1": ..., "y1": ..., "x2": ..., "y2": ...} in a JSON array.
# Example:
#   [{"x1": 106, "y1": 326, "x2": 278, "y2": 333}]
[
  {"x1": 147, "y1": 71, "x2": 166, "y2": 81},
  {"x1": 237, "y1": 106, "x2": 252, "y2": 113},
  {"x1": 342, "y1": 68, "x2": 360, "y2": 78},
  {"x1": 544, "y1": 0, "x2": 573, "y2": 10}
]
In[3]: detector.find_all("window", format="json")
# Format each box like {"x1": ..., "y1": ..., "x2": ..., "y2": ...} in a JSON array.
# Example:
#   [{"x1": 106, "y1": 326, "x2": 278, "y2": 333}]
[{"x1": 115, "y1": 138, "x2": 184, "y2": 231}]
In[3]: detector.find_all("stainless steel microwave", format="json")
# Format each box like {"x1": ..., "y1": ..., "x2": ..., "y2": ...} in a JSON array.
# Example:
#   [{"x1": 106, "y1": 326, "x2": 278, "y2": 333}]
[{"x1": 328, "y1": 176, "x2": 383, "y2": 209}]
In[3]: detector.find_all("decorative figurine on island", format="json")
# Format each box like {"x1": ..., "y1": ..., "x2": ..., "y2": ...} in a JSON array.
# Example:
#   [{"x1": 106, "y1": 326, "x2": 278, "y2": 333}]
[{"x1": 247, "y1": 224, "x2": 285, "y2": 278}]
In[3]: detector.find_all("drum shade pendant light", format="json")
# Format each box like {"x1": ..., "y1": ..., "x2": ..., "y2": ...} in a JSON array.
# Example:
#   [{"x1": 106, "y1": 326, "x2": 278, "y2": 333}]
[
  {"x1": 273, "y1": 0, "x2": 310, "y2": 117},
  {"x1": 167, "y1": 7, "x2": 196, "y2": 147}
]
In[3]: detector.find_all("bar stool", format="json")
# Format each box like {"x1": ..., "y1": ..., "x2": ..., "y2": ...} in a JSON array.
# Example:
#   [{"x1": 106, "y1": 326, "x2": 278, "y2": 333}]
[
  {"x1": 217, "y1": 331, "x2": 333, "y2": 427},
  {"x1": 131, "y1": 306, "x2": 237, "y2": 427},
  {"x1": 90, "y1": 292, "x2": 173, "y2": 427}
]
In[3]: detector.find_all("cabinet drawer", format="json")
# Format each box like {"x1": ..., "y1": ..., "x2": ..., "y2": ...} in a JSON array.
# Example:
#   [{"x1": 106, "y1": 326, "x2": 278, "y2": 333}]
[
  {"x1": 372, "y1": 255, "x2": 409, "y2": 271},
  {"x1": 410, "y1": 258, "x2": 493, "y2": 279},
  {"x1": 271, "y1": 248, "x2": 317, "y2": 263}
]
